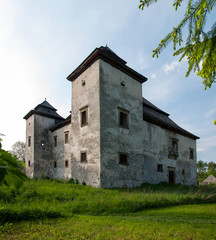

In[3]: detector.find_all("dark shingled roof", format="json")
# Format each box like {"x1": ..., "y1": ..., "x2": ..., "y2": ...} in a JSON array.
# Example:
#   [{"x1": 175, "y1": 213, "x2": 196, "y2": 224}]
[
  {"x1": 23, "y1": 100, "x2": 64, "y2": 120},
  {"x1": 67, "y1": 46, "x2": 147, "y2": 83},
  {"x1": 50, "y1": 115, "x2": 71, "y2": 132},
  {"x1": 142, "y1": 97, "x2": 199, "y2": 140}
]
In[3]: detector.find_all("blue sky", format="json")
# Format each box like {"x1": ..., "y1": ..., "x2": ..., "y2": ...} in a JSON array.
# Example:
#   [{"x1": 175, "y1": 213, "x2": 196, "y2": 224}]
[{"x1": 0, "y1": 0, "x2": 215, "y2": 163}]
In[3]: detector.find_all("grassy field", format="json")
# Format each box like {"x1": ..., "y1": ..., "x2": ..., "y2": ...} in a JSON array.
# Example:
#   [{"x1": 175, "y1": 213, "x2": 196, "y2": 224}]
[{"x1": 0, "y1": 179, "x2": 216, "y2": 239}]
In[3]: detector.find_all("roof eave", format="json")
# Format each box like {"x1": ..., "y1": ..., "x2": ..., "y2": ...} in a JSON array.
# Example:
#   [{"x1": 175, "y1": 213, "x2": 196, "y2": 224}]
[{"x1": 67, "y1": 48, "x2": 147, "y2": 84}]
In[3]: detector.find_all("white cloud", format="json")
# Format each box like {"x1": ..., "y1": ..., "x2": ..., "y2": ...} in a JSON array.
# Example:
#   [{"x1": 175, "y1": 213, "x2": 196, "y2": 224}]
[
  {"x1": 205, "y1": 108, "x2": 216, "y2": 119},
  {"x1": 162, "y1": 60, "x2": 181, "y2": 73},
  {"x1": 151, "y1": 74, "x2": 157, "y2": 79}
]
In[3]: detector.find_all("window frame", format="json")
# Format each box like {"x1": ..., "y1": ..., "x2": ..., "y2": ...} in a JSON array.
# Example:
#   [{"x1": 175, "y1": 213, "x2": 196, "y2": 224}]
[
  {"x1": 118, "y1": 107, "x2": 129, "y2": 129},
  {"x1": 118, "y1": 152, "x2": 129, "y2": 166},
  {"x1": 80, "y1": 151, "x2": 87, "y2": 163},
  {"x1": 80, "y1": 106, "x2": 88, "y2": 127},
  {"x1": 54, "y1": 161, "x2": 57, "y2": 168},
  {"x1": 65, "y1": 160, "x2": 69, "y2": 168},
  {"x1": 170, "y1": 138, "x2": 179, "y2": 156},
  {"x1": 28, "y1": 136, "x2": 31, "y2": 147},
  {"x1": 189, "y1": 148, "x2": 194, "y2": 160},
  {"x1": 157, "y1": 164, "x2": 163, "y2": 172},
  {"x1": 54, "y1": 136, "x2": 57, "y2": 147},
  {"x1": 64, "y1": 131, "x2": 69, "y2": 144}
]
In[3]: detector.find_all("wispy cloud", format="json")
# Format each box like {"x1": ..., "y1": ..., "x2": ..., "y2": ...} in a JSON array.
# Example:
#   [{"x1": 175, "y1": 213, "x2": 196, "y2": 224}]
[
  {"x1": 205, "y1": 108, "x2": 216, "y2": 119},
  {"x1": 162, "y1": 60, "x2": 181, "y2": 73}
]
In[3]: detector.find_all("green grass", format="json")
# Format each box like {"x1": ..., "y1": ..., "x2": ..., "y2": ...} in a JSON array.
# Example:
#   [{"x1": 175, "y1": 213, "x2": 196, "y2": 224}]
[{"x1": 0, "y1": 179, "x2": 216, "y2": 239}]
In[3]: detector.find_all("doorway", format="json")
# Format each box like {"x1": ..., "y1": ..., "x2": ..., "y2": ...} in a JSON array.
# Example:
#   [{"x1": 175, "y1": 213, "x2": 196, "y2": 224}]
[{"x1": 168, "y1": 168, "x2": 175, "y2": 184}]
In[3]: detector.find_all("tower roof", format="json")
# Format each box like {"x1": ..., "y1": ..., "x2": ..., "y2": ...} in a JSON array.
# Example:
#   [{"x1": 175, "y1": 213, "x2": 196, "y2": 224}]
[
  {"x1": 67, "y1": 46, "x2": 147, "y2": 83},
  {"x1": 35, "y1": 99, "x2": 57, "y2": 111},
  {"x1": 23, "y1": 99, "x2": 63, "y2": 120}
]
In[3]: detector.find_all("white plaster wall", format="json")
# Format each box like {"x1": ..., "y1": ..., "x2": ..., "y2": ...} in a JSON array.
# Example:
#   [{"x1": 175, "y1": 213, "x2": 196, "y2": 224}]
[
  {"x1": 70, "y1": 60, "x2": 100, "y2": 186},
  {"x1": 49, "y1": 124, "x2": 71, "y2": 179},
  {"x1": 99, "y1": 60, "x2": 197, "y2": 188},
  {"x1": 25, "y1": 115, "x2": 34, "y2": 178}
]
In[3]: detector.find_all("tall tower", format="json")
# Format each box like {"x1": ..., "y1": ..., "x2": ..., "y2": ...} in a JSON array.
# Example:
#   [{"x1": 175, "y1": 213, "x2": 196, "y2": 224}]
[{"x1": 24, "y1": 100, "x2": 63, "y2": 178}]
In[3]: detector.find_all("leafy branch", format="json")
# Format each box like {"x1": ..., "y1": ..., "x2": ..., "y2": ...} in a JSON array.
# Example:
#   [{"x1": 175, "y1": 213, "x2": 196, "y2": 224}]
[{"x1": 139, "y1": 0, "x2": 216, "y2": 89}]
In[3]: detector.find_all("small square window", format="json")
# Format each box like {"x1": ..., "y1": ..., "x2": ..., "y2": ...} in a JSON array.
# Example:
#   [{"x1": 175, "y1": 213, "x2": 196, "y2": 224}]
[
  {"x1": 80, "y1": 151, "x2": 87, "y2": 163},
  {"x1": 65, "y1": 160, "x2": 69, "y2": 168},
  {"x1": 65, "y1": 132, "x2": 69, "y2": 144},
  {"x1": 157, "y1": 164, "x2": 163, "y2": 172},
  {"x1": 119, "y1": 153, "x2": 129, "y2": 166},
  {"x1": 80, "y1": 107, "x2": 88, "y2": 127},
  {"x1": 54, "y1": 161, "x2": 57, "y2": 168},
  {"x1": 190, "y1": 148, "x2": 194, "y2": 159},
  {"x1": 118, "y1": 108, "x2": 129, "y2": 128},
  {"x1": 28, "y1": 136, "x2": 31, "y2": 147},
  {"x1": 54, "y1": 136, "x2": 57, "y2": 147}
]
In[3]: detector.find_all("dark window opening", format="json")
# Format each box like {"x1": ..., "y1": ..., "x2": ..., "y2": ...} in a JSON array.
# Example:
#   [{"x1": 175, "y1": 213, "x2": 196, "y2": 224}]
[
  {"x1": 54, "y1": 136, "x2": 57, "y2": 147},
  {"x1": 157, "y1": 164, "x2": 163, "y2": 172},
  {"x1": 81, "y1": 109, "x2": 88, "y2": 127},
  {"x1": 119, "y1": 153, "x2": 129, "y2": 166},
  {"x1": 80, "y1": 151, "x2": 87, "y2": 162},
  {"x1": 119, "y1": 109, "x2": 129, "y2": 128},
  {"x1": 190, "y1": 148, "x2": 194, "y2": 159},
  {"x1": 28, "y1": 160, "x2": 30, "y2": 167},
  {"x1": 65, "y1": 160, "x2": 69, "y2": 168},
  {"x1": 65, "y1": 132, "x2": 69, "y2": 144},
  {"x1": 54, "y1": 161, "x2": 57, "y2": 168},
  {"x1": 28, "y1": 136, "x2": 31, "y2": 147},
  {"x1": 182, "y1": 169, "x2": 185, "y2": 175}
]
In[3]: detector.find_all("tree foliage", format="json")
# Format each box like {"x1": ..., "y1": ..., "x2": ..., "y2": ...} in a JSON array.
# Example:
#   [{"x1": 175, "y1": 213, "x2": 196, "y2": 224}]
[
  {"x1": 197, "y1": 160, "x2": 216, "y2": 182},
  {"x1": 9, "y1": 141, "x2": 26, "y2": 171},
  {"x1": 139, "y1": 0, "x2": 216, "y2": 89},
  {"x1": 0, "y1": 135, "x2": 27, "y2": 189}
]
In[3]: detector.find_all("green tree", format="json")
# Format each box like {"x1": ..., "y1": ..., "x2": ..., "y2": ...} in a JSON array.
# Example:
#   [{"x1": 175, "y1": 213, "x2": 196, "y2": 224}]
[
  {"x1": 139, "y1": 0, "x2": 216, "y2": 89},
  {"x1": 207, "y1": 161, "x2": 216, "y2": 176},
  {"x1": 0, "y1": 134, "x2": 27, "y2": 189},
  {"x1": 9, "y1": 141, "x2": 26, "y2": 171},
  {"x1": 197, "y1": 160, "x2": 208, "y2": 181}
]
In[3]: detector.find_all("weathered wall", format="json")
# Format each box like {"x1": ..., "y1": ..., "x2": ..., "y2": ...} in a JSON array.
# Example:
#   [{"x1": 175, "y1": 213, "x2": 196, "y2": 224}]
[
  {"x1": 25, "y1": 115, "x2": 34, "y2": 178},
  {"x1": 99, "y1": 60, "x2": 197, "y2": 188},
  {"x1": 70, "y1": 60, "x2": 100, "y2": 187},
  {"x1": 49, "y1": 124, "x2": 71, "y2": 179},
  {"x1": 33, "y1": 115, "x2": 56, "y2": 178}
]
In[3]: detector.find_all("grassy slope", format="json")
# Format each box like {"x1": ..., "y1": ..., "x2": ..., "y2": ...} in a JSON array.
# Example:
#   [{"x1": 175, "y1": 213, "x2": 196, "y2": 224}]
[{"x1": 0, "y1": 180, "x2": 216, "y2": 239}]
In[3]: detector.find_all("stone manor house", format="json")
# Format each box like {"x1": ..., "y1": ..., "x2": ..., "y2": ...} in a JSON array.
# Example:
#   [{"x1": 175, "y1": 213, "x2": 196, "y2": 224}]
[{"x1": 24, "y1": 46, "x2": 199, "y2": 187}]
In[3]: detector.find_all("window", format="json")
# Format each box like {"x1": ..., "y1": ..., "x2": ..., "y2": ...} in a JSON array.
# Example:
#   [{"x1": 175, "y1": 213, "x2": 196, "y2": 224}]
[
  {"x1": 28, "y1": 160, "x2": 30, "y2": 167},
  {"x1": 190, "y1": 148, "x2": 194, "y2": 159},
  {"x1": 54, "y1": 161, "x2": 57, "y2": 168},
  {"x1": 28, "y1": 136, "x2": 31, "y2": 147},
  {"x1": 170, "y1": 138, "x2": 178, "y2": 156},
  {"x1": 65, "y1": 132, "x2": 69, "y2": 144},
  {"x1": 80, "y1": 107, "x2": 88, "y2": 127},
  {"x1": 54, "y1": 136, "x2": 57, "y2": 147},
  {"x1": 80, "y1": 151, "x2": 87, "y2": 163},
  {"x1": 157, "y1": 164, "x2": 163, "y2": 172},
  {"x1": 118, "y1": 108, "x2": 129, "y2": 128},
  {"x1": 182, "y1": 169, "x2": 185, "y2": 175},
  {"x1": 65, "y1": 160, "x2": 69, "y2": 168},
  {"x1": 119, "y1": 153, "x2": 129, "y2": 166}
]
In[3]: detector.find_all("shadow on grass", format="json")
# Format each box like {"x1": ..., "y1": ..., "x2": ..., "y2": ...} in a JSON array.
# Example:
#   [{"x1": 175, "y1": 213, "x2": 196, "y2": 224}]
[{"x1": 0, "y1": 208, "x2": 63, "y2": 224}]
